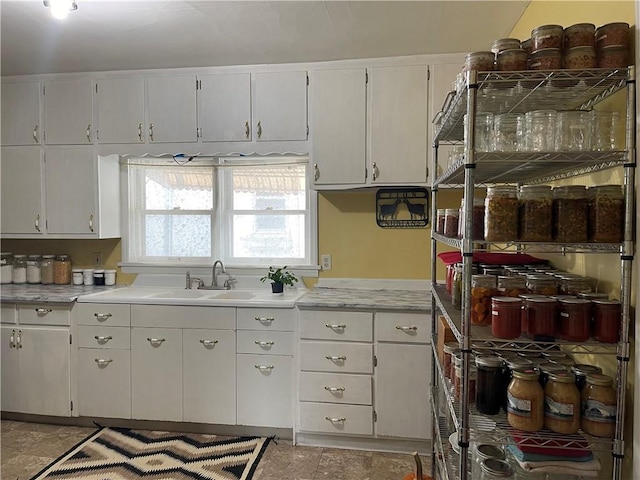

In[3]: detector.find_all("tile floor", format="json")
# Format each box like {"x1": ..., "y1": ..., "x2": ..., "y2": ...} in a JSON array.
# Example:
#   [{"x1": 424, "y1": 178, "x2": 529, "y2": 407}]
[{"x1": 1, "y1": 420, "x2": 427, "y2": 480}]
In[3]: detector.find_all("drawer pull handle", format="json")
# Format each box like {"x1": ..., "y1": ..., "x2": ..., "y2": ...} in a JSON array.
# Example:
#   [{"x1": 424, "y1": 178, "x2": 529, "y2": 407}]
[
  {"x1": 325, "y1": 355, "x2": 347, "y2": 362},
  {"x1": 254, "y1": 316, "x2": 275, "y2": 323},
  {"x1": 95, "y1": 358, "x2": 113, "y2": 366},
  {"x1": 94, "y1": 335, "x2": 113, "y2": 343},
  {"x1": 254, "y1": 340, "x2": 275, "y2": 347},
  {"x1": 324, "y1": 386, "x2": 345, "y2": 393},
  {"x1": 395, "y1": 325, "x2": 418, "y2": 331},
  {"x1": 199, "y1": 339, "x2": 218, "y2": 346},
  {"x1": 325, "y1": 416, "x2": 346, "y2": 423},
  {"x1": 255, "y1": 364, "x2": 274, "y2": 371},
  {"x1": 35, "y1": 308, "x2": 53, "y2": 314},
  {"x1": 94, "y1": 313, "x2": 112, "y2": 321},
  {"x1": 147, "y1": 337, "x2": 165, "y2": 346},
  {"x1": 325, "y1": 323, "x2": 347, "y2": 329}
]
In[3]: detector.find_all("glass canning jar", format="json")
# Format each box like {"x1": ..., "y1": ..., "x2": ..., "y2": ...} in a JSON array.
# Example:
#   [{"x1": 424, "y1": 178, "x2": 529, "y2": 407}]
[
  {"x1": 494, "y1": 113, "x2": 525, "y2": 152},
  {"x1": 528, "y1": 48, "x2": 562, "y2": 70},
  {"x1": 501, "y1": 357, "x2": 533, "y2": 412},
  {"x1": 558, "y1": 298, "x2": 591, "y2": 342},
  {"x1": 465, "y1": 51, "x2": 495, "y2": 71},
  {"x1": 444, "y1": 208, "x2": 459, "y2": 238},
  {"x1": 592, "y1": 299, "x2": 621, "y2": 343},
  {"x1": 436, "y1": 208, "x2": 446, "y2": 234},
  {"x1": 496, "y1": 48, "x2": 528, "y2": 71},
  {"x1": 491, "y1": 296, "x2": 522, "y2": 339},
  {"x1": 497, "y1": 275, "x2": 526, "y2": 297},
  {"x1": 443, "y1": 342, "x2": 460, "y2": 380},
  {"x1": 454, "y1": 364, "x2": 476, "y2": 404},
  {"x1": 26, "y1": 254, "x2": 42, "y2": 284},
  {"x1": 518, "y1": 185, "x2": 553, "y2": 242},
  {"x1": 491, "y1": 38, "x2": 521, "y2": 53},
  {"x1": 553, "y1": 185, "x2": 588, "y2": 243},
  {"x1": 474, "y1": 444, "x2": 506, "y2": 478},
  {"x1": 563, "y1": 46, "x2": 596, "y2": 69},
  {"x1": 592, "y1": 111, "x2": 621, "y2": 152},
  {"x1": 589, "y1": 185, "x2": 624, "y2": 243},
  {"x1": 524, "y1": 110, "x2": 557, "y2": 152},
  {"x1": 475, "y1": 355, "x2": 504, "y2": 415},
  {"x1": 571, "y1": 364, "x2": 603, "y2": 392},
  {"x1": 464, "y1": 112, "x2": 494, "y2": 152},
  {"x1": 564, "y1": 23, "x2": 596, "y2": 49},
  {"x1": 597, "y1": 45, "x2": 628, "y2": 68},
  {"x1": 525, "y1": 274, "x2": 558, "y2": 295},
  {"x1": 544, "y1": 370, "x2": 581, "y2": 434},
  {"x1": 595, "y1": 22, "x2": 630, "y2": 49},
  {"x1": 472, "y1": 197, "x2": 486, "y2": 240},
  {"x1": 480, "y1": 458, "x2": 514, "y2": 479},
  {"x1": 1, "y1": 252, "x2": 13, "y2": 284},
  {"x1": 12, "y1": 254, "x2": 27, "y2": 284},
  {"x1": 531, "y1": 24, "x2": 564, "y2": 51},
  {"x1": 40, "y1": 255, "x2": 55, "y2": 284},
  {"x1": 582, "y1": 373, "x2": 616, "y2": 438},
  {"x1": 507, "y1": 368, "x2": 544, "y2": 432},
  {"x1": 538, "y1": 362, "x2": 568, "y2": 388},
  {"x1": 471, "y1": 274, "x2": 498, "y2": 326},
  {"x1": 556, "y1": 110, "x2": 592, "y2": 151},
  {"x1": 485, "y1": 185, "x2": 518, "y2": 242},
  {"x1": 557, "y1": 275, "x2": 592, "y2": 295},
  {"x1": 53, "y1": 254, "x2": 72, "y2": 285},
  {"x1": 521, "y1": 296, "x2": 557, "y2": 339},
  {"x1": 451, "y1": 264, "x2": 463, "y2": 310}
]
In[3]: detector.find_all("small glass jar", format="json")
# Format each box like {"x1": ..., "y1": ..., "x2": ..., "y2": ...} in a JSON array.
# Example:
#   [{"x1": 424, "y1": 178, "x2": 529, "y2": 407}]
[
  {"x1": 595, "y1": 22, "x2": 630, "y2": 49},
  {"x1": 485, "y1": 185, "x2": 518, "y2": 242},
  {"x1": 72, "y1": 269, "x2": 84, "y2": 285},
  {"x1": 12, "y1": 254, "x2": 27, "y2": 284},
  {"x1": 1, "y1": 252, "x2": 13, "y2": 284},
  {"x1": 443, "y1": 342, "x2": 460, "y2": 380},
  {"x1": 474, "y1": 444, "x2": 506, "y2": 478},
  {"x1": 582, "y1": 373, "x2": 616, "y2": 438},
  {"x1": 563, "y1": 46, "x2": 596, "y2": 69},
  {"x1": 564, "y1": 23, "x2": 596, "y2": 49},
  {"x1": 593, "y1": 111, "x2": 621, "y2": 152},
  {"x1": 465, "y1": 112, "x2": 495, "y2": 152},
  {"x1": 494, "y1": 113, "x2": 525, "y2": 152},
  {"x1": 444, "y1": 208, "x2": 459, "y2": 238},
  {"x1": 471, "y1": 274, "x2": 498, "y2": 326},
  {"x1": 491, "y1": 296, "x2": 522, "y2": 339},
  {"x1": 496, "y1": 49, "x2": 528, "y2": 71},
  {"x1": 465, "y1": 51, "x2": 495, "y2": 71},
  {"x1": 592, "y1": 299, "x2": 621, "y2": 343},
  {"x1": 528, "y1": 48, "x2": 562, "y2": 70},
  {"x1": 525, "y1": 274, "x2": 558, "y2": 295},
  {"x1": 507, "y1": 368, "x2": 544, "y2": 432},
  {"x1": 553, "y1": 185, "x2": 588, "y2": 243},
  {"x1": 556, "y1": 110, "x2": 592, "y2": 151},
  {"x1": 521, "y1": 296, "x2": 557, "y2": 339},
  {"x1": 544, "y1": 371, "x2": 581, "y2": 434},
  {"x1": 571, "y1": 364, "x2": 603, "y2": 392},
  {"x1": 480, "y1": 458, "x2": 514, "y2": 480},
  {"x1": 26, "y1": 254, "x2": 42, "y2": 284},
  {"x1": 558, "y1": 298, "x2": 591, "y2": 342},
  {"x1": 476, "y1": 355, "x2": 504, "y2": 415},
  {"x1": 451, "y1": 264, "x2": 463, "y2": 310},
  {"x1": 597, "y1": 45, "x2": 628, "y2": 68},
  {"x1": 53, "y1": 254, "x2": 72, "y2": 285},
  {"x1": 41, "y1": 255, "x2": 55, "y2": 285},
  {"x1": 524, "y1": 110, "x2": 557, "y2": 152},
  {"x1": 93, "y1": 269, "x2": 106, "y2": 286},
  {"x1": 436, "y1": 209, "x2": 446, "y2": 235},
  {"x1": 472, "y1": 197, "x2": 486, "y2": 241},
  {"x1": 531, "y1": 24, "x2": 564, "y2": 51},
  {"x1": 518, "y1": 185, "x2": 553, "y2": 242},
  {"x1": 491, "y1": 38, "x2": 521, "y2": 53},
  {"x1": 497, "y1": 276, "x2": 526, "y2": 297},
  {"x1": 589, "y1": 185, "x2": 624, "y2": 243},
  {"x1": 105, "y1": 269, "x2": 117, "y2": 286}
]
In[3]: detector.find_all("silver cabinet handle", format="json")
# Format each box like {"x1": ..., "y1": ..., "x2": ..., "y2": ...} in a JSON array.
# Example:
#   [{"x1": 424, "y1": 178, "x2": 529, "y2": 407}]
[
  {"x1": 255, "y1": 364, "x2": 274, "y2": 370},
  {"x1": 35, "y1": 214, "x2": 41, "y2": 232},
  {"x1": 324, "y1": 386, "x2": 345, "y2": 393},
  {"x1": 199, "y1": 339, "x2": 218, "y2": 346},
  {"x1": 33, "y1": 125, "x2": 39, "y2": 143},
  {"x1": 255, "y1": 316, "x2": 274, "y2": 323},
  {"x1": 94, "y1": 335, "x2": 113, "y2": 343},
  {"x1": 95, "y1": 358, "x2": 113, "y2": 366},
  {"x1": 94, "y1": 313, "x2": 112, "y2": 321},
  {"x1": 16, "y1": 330, "x2": 22, "y2": 348},
  {"x1": 325, "y1": 323, "x2": 346, "y2": 330},
  {"x1": 88, "y1": 214, "x2": 94, "y2": 232},
  {"x1": 326, "y1": 355, "x2": 347, "y2": 361},
  {"x1": 325, "y1": 416, "x2": 346, "y2": 423},
  {"x1": 137, "y1": 123, "x2": 143, "y2": 141},
  {"x1": 35, "y1": 308, "x2": 53, "y2": 314},
  {"x1": 396, "y1": 325, "x2": 418, "y2": 331},
  {"x1": 147, "y1": 337, "x2": 165, "y2": 346},
  {"x1": 9, "y1": 329, "x2": 15, "y2": 349},
  {"x1": 245, "y1": 121, "x2": 250, "y2": 139},
  {"x1": 372, "y1": 162, "x2": 379, "y2": 180},
  {"x1": 314, "y1": 163, "x2": 319, "y2": 181},
  {"x1": 86, "y1": 124, "x2": 92, "y2": 142},
  {"x1": 149, "y1": 123, "x2": 154, "y2": 141},
  {"x1": 257, "y1": 120, "x2": 262, "y2": 138},
  {"x1": 254, "y1": 340, "x2": 275, "y2": 347}
]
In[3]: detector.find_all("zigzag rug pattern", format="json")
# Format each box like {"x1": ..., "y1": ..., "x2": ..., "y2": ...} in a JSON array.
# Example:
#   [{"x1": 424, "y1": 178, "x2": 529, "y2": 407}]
[{"x1": 31, "y1": 427, "x2": 270, "y2": 480}]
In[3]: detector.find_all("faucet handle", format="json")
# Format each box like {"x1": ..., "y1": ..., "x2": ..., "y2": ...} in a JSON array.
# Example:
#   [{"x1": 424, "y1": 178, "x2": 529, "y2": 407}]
[
  {"x1": 191, "y1": 277, "x2": 204, "y2": 289},
  {"x1": 223, "y1": 276, "x2": 235, "y2": 289}
]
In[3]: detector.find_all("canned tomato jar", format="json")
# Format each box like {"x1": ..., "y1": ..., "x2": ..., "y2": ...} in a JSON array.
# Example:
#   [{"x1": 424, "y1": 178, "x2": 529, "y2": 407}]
[
  {"x1": 491, "y1": 296, "x2": 522, "y2": 339},
  {"x1": 522, "y1": 296, "x2": 557, "y2": 339},
  {"x1": 592, "y1": 299, "x2": 621, "y2": 343},
  {"x1": 558, "y1": 298, "x2": 591, "y2": 342}
]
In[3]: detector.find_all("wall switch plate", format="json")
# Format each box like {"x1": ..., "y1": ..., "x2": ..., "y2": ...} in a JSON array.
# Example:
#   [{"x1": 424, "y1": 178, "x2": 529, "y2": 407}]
[
  {"x1": 92, "y1": 252, "x2": 102, "y2": 266},
  {"x1": 321, "y1": 254, "x2": 332, "y2": 271}
]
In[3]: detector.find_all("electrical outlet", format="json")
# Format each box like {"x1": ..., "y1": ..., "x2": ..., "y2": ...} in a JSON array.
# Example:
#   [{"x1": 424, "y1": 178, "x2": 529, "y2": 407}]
[
  {"x1": 321, "y1": 254, "x2": 332, "y2": 271},
  {"x1": 92, "y1": 252, "x2": 102, "y2": 266}
]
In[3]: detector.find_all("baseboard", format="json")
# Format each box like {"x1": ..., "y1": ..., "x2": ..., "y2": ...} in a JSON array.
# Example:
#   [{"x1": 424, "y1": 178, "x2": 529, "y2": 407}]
[{"x1": 295, "y1": 431, "x2": 431, "y2": 455}]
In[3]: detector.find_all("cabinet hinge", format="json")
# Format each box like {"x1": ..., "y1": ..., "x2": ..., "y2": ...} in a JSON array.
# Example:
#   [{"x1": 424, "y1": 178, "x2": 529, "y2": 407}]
[
  {"x1": 306, "y1": 125, "x2": 309, "y2": 137},
  {"x1": 95, "y1": 84, "x2": 98, "y2": 94},
  {"x1": 70, "y1": 401, "x2": 74, "y2": 412},
  {"x1": 43, "y1": 85, "x2": 45, "y2": 96},
  {"x1": 365, "y1": 167, "x2": 368, "y2": 180},
  {"x1": 373, "y1": 355, "x2": 377, "y2": 367},
  {"x1": 373, "y1": 410, "x2": 377, "y2": 422},
  {"x1": 69, "y1": 334, "x2": 72, "y2": 344},
  {"x1": 365, "y1": 71, "x2": 368, "y2": 84},
  {"x1": 306, "y1": 74, "x2": 309, "y2": 86},
  {"x1": 427, "y1": 67, "x2": 431, "y2": 81}
]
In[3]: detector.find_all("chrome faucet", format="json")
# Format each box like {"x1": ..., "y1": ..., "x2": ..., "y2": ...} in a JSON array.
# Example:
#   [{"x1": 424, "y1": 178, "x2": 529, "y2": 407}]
[
  {"x1": 211, "y1": 260, "x2": 225, "y2": 287},
  {"x1": 195, "y1": 260, "x2": 232, "y2": 289}
]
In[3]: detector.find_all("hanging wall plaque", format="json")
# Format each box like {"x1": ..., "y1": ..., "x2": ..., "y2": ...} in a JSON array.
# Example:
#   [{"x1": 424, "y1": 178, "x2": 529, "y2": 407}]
[{"x1": 376, "y1": 188, "x2": 429, "y2": 228}]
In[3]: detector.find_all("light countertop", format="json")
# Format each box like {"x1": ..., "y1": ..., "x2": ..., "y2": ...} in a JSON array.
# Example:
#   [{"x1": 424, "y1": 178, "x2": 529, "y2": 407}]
[{"x1": 296, "y1": 286, "x2": 430, "y2": 311}]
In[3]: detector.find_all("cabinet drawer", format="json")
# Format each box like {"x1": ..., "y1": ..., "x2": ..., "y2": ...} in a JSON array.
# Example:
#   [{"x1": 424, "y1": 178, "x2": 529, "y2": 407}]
[
  {"x1": 1, "y1": 304, "x2": 16, "y2": 324},
  {"x1": 299, "y1": 341, "x2": 373, "y2": 374},
  {"x1": 131, "y1": 305, "x2": 235, "y2": 329},
  {"x1": 237, "y1": 307, "x2": 294, "y2": 331},
  {"x1": 237, "y1": 330, "x2": 293, "y2": 355},
  {"x1": 77, "y1": 326, "x2": 130, "y2": 349},
  {"x1": 78, "y1": 348, "x2": 131, "y2": 419},
  {"x1": 77, "y1": 303, "x2": 131, "y2": 327},
  {"x1": 299, "y1": 402, "x2": 373, "y2": 435},
  {"x1": 375, "y1": 312, "x2": 431, "y2": 344},
  {"x1": 18, "y1": 304, "x2": 70, "y2": 326},
  {"x1": 299, "y1": 372, "x2": 371, "y2": 405},
  {"x1": 299, "y1": 310, "x2": 373, "y2": 341}
]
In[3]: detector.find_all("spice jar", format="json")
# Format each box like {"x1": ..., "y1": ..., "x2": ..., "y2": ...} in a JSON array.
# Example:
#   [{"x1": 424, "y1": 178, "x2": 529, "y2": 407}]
[
  {"x1": 451, "y1": 264, "x2": 463, "y2": 310},
  {"x1": 564, "y1": 23, "x2": 596, "y2": 49},
  {"x1": 518, "y1": 185, "x2": 552, "y2": 242},
  {"x1": 558, "y1": 298, "x2": 591, "y2": 342},
  {"x1": 491, "y1": 296, "x2": 522, "y2": 339},
  {"x1": 474, "y1": 444, "x2": 506, "y2": 478},
  {"x1": 12, "y1": 254, "x2": 27, "y2": 284},
  {"x1": 41, "y1": 255, "x2": 55, "y2": 284},
  {"x1": 476, "y1": 355, "x2": 504, "y2": 415},
  {"x1": 589, "y1": 185, "x2": 624, "y2": 243},
  {"x1": 480, "y1": 458, "x2": 514, "y2": 480},
  {"x1": 26, "y1": 254, "x2": 42, "y2": 284},
  {"x1": 544, "y1": 371, "x2": 581, "y2": 434},
  {"x1": 443, "y1": 342, "x2": 460, "y2": 380},
  {"x1": 582, "y1": 373, "x2": 616, "y2": 437},
  {"x1": 497, "y1": 276, "x2": 526, "y2": 297},
  {"x1": 507, "y1": 368, "x2": 544, "y2": 432},
  {"x1": 471, "y1": 274, "x2": 498, "y2": 325},
  {"x1": 531, "y1": 24, "x2": 564, "y2": 51},
  {"x1": 592, "y1": 299, "x2": 621, "y2": 343},
  {"x1": 526, "y1": 274, "x2": 558, "y2": 295},
  {"x1": 436, "y1": 208, "x2": 446, "y2": 234},
  {"x1": 53, "y1": 254, "x2": 72, "y2": 285},
  {"x1": 571, "y1": 364, "x2": 603, "y2": 392},
  {"x1": 553, "y1": 185, "x2": 588, "y2": 243},
  {"x1": 485, "y1": 185, "x2": 518, "y2": 242},
  {"x1": 444, "y1": 208, "x2": 459, "y2": 238},
  {"x1": 521, "y1": 296, "x2": 557, "y2": 339},
  {"x1": 1, "y1": 252, "x2": 13, "y2": 284}
]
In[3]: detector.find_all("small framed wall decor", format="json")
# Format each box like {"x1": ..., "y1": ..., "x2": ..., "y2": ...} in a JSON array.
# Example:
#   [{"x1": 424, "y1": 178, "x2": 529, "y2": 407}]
[{"x1": 376, "y1": 187, "x2": 429, "y2": 228}]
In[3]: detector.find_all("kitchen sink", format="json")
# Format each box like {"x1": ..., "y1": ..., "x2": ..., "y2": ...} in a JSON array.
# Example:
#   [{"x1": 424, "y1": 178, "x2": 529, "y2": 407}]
[
  {"x1": 150, "y1": 289, "x2": 213, "y2": 299},
  {"x1": 211, "y1": 291, "x2": 256, "y2": 300}
]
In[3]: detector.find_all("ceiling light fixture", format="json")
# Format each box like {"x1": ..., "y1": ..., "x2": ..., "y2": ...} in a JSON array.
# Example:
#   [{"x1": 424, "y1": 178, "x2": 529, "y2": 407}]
[{"x1": 43, "y1": 0, "x2": 78, "y2": 20}]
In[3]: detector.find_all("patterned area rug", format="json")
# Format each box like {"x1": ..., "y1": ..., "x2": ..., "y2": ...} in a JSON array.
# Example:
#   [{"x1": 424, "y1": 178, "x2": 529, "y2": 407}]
[{"x1": 31, "y1": 427, "x2": 270, "y2": 480}]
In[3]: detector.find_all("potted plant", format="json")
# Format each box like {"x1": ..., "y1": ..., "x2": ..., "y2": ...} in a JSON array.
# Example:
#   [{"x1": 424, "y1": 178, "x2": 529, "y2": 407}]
[{"x1": 260, "y1": 266, "x2": 298, "y2": 294}]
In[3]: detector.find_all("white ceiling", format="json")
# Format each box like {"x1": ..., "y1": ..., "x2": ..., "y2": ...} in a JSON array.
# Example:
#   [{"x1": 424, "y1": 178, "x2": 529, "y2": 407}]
[{"x1": 0, "y1": 1, "x2": 529, "y2": 77}]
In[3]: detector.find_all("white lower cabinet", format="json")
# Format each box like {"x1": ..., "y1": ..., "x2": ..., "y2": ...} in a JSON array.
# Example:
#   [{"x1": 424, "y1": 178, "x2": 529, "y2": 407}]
[{"x1": 78, "y1": 348, "x2": 131, "y2": 419}]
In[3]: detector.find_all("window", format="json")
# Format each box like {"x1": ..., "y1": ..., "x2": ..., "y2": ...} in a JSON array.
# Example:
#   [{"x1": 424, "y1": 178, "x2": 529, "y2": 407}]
[{"x1": 124, "y1": 156, "x2": 314, "y2": 268}]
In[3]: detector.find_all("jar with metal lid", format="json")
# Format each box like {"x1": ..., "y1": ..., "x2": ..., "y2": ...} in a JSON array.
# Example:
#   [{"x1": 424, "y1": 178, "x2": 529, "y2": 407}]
[
  {"x1": 451, "y1": 264, "x2": 463, "y2": 310},
  {"x1": 497, "y1": 276, "x2": 526, "y2": 298},
  {"x1": 571, "y1": 364, "x2": 603, "y2": 391},
  {"x1": 544, "y1": 370, "x2": 580, "y2": 434},
  {"x1": 494, "y1": 113, "x2": 525, "y2": 153},
  {"x1": 558, "y1": 298, "x2": 591, "y2": 342},
  {"x1": 496, "y1": 49, "x2": 528, "y2": 71},
  {"x1": 105, "y1": 269, "x2": 116, "y2": 286},
  {"x1": 12, "y1": 254, "x2": 27, "y2": 284},
  {"x1": 518, "y1": 185, "x2": 552, "y2": 242},
  {"x1": 528, "y1": 48, "x2": 562, "y2": 70},
  {"x1": 72, "y1": 269, "x2": 84, "y2": 285},
  {"x1": 53, "y1": 254, "x2": 72, "y2": 285},
  {"x1": 465, "y1": 51, "x2": 495, "y2": 71},
  {"x1": 550, "y1": 356, "x2": 576, "y2": 370},
  {"x1": 564, "y1": 23, "x2": 596, "y2": 49},
  {"x1": 481, "y1": 458, "x2": 514, "y2": 480},
  {"x1": 444, "y1": 208, "x2": 459, "y2": 238},
  {"x1": 597, "y1": 45, "x2": 628, "y2": 68},
  {"x1": 476, "y1": 355, "x2": 504, "y2": 414},
  {"x1": 592, "y1": 299, "x2": 621, "y2": 343},
  {"x1": 507, "y1": 368, "x2": 544, "y2": 432},
  {"x1": 589, "y1": 185, "x2": 624, "y2": 243},
  {"x1": 485, "y1": 185, "x2": 518, "y2": 242},
  {"x1": 491, "y1": 38, "x2": 521, "y2": 53},
  {"x1": 491, "y1": 297, "x2": 522, "y2": 339},
  {"x1": 526, "y1": 274, "x2": 558, "y2": 295},
  {"x1": 472, "y1": 274, "x2": 498, "y2": 326},
  {"x1": 538, "y1": 362, "x2": 568, "y2": 388},
  {"x1": 521, "y1": 296, "x2": 557, "y2": 339},
  {"x1": 582, "y1": 373, "x2": 616, "y2": 437},
  {"x1": 474, "y1": 444, "x2": 506, "y2": 478},
  {"x1": 443, "y1": 342, "x2": 460, "y2": 380},
  {"x1": 553, "y1": 185, "x2": 588, "y2": 243},
  {"x1": 524, "y1": 110, "x2": 557, "y2": 152},
  {"x1": 503, "y1": 359, "x2": 534, "y2": 412},
  {"x1": 531, "y1": 24, "x2": 563, "y2": 51},
  {"x1": 26, "y1": 254, "x2": 42, "y2": 284},
  {"x1": 558, "y1": 275, "x2": 592, "y2": 295},
  {"x1": 595, "y1": 22, "x2": 629, "y2": 49},
  {"x1": 578, "y1": 292, "x2": 609, "y2": 301},
  {"x1": 40, "y1": 255, "x2": 55, "y2": 284},
  {"x1": 1, "y1": 252, "x2": 13, "y2": 284},
  {"x1": 563, "y1": 46, "x2": 596, "y2": 69}
]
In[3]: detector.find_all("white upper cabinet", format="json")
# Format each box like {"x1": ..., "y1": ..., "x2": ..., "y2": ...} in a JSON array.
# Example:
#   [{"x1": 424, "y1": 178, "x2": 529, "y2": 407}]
[
  {"x1": 369, "y1": 65, "x2": 429, "y2": 184},
  {"x1": 199, "y1": 73, "x2": 252, "y2": 142},
  {"x1": 147, "y1": 75, "x2": 198, "y2": 143},
  {"x1": 43, "y1": 78, "x2": 94, "y2": 145},
  {"x1": 310, "y1": 68, "x2": 366, "y2": 186},
  {"x1": 1, "y1": 82, "x2": 42, "y2": 146},
  {"x1": 96, "y1": 77, "x2": 145, "y2": 144},
  {"x1": 254, "y1": 71, "x2": 308, "y2": 141}
]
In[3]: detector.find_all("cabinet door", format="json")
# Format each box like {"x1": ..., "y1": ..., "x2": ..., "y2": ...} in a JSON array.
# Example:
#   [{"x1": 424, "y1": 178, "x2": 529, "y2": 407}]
[
  {"x1": 1, "y1": 326, "x2": 20, "y2": 412},
  {"x1": 45, "y1": 147, "x2": 96, "y2": 235},
  {"x1": 0, "y1": 147, "x2": 44, "y2": 235},
  {"x1": 183, "y1": 329, "x2": 236, "y2": 424},
  {"x1": 1, "y1": 82, "x2": 41, "y2": 146},
  {"x1": 237, "y1": 354, "x2": 292, "y2": 428},
  {"x1": 310, "y1": 68, "x2": 366, "y2": 186},
  {"x1": 147, "y1": 76, "x2": 198, "y2": 143},
  {"x1": 19, "y1": 327, "x2": 71, "y2": 416},
  {"x1": 375, "y1": 343, "x2": 431, "y2": 439},
  {"x1": 199, "y1": 73, "x2": 251, "y2": 142},
  {"x1": 254, "y1": 71, "x2": 308, "y2": 141},
  {"x1": 369, "y1": 65, "x2": 428, "y2": 184},
  {"x1": 43, "y1": 79, "x2": 94, "y2": 145},
  {"x1": 78, "y1": 348, "x2": 131, "y2": 418},
  {"x1": 96, "y1": 77, "x2": 145, "y2": 144},
  {"x1": 131, "y1": 327, "x2": 182, "y2": 421}
]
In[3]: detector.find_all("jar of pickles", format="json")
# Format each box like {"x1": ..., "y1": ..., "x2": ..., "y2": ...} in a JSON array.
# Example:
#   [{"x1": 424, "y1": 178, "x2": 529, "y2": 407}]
[
  {"x1": 544, "y1": 371, "x2": 581, "y2": 434},
  {"x1": 592, "y1": 299, "x2": 621, "y2": 343},
  {"x1": 589, "y1": 185, "x2": 624, "y2": 243},
  {"x1": 582, "y1": 373, "x2": 616, "y2": 438},
  {"x1": 485, "y1": 185, "x2": 518, "y2": 242},
  {"x1": 518, "y1": 185, "x2": 553, "y2": 242},
  {"x1": 507, "y1": 368, "x2": 544, "y2": 432},
  {"x1": 558, "y1": 298, "x2": 591, "y2": 342},
  {"x1": 53, "y1": 254, "x2": 72, "y2": 285},
  {"x1": 553, "y1": 185, "x2": 588, "y2": 243},
  {"x1": 472, "y1": 274, "x2": 497, "y2": 325}
]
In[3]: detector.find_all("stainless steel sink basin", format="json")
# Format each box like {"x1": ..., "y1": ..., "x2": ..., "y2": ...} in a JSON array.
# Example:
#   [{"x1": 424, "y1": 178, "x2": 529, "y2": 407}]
[
  {"x1": 211, "y1": 291, "x2": 256, "y2": 300},
  {"x1": 151, "y1": 289, "x2": 212, "y2": 299}
]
